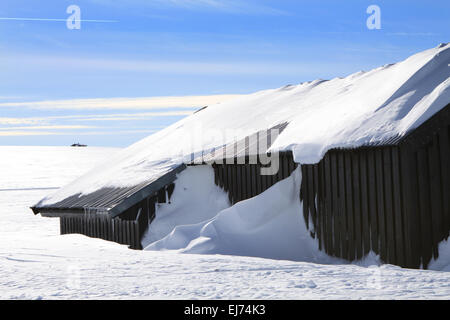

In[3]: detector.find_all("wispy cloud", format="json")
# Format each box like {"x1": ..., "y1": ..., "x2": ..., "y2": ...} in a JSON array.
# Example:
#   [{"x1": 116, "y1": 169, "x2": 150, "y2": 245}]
[
  {"x1": 93, "y1": 0, "x2": 288, "y2": 16},
  {"x1": 386, "y1": 32, "x2": 439, "y2": 37},
  {"x1": 162, "y1": 0, "x2": 288, "y2": 15},
  {"x1": 0, "y1": 117, "x2": 42, "y2": 125},
  {"x1": 0, "y1": 129, "x2": 157, "y2": 137},
  {"x1": 76, "y1": 111, "x2": 194, "y2": 121},
  {"x1": 0, "y1": 54, "x2": 306, "y2": 75},
  {"x1": 0, "y1": 125, "x2": 94, "y2": 130},
  {"x1": 0, "y1": 111, "x2": 195, "y2": 126},
  {"x1": 0, "y1": 130, "x2": 59, "y2": 136},
  {"x1": 0, "y1": 17, "x2": 118, "y2": 23},
  {"x1": 0, "y1": 95, "x2": 242, "y2": 110}
]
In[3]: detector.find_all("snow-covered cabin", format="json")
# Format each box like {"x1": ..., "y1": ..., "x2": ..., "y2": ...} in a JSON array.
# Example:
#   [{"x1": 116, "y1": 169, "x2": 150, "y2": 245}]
[{"x1": 32, "y1": 44, "x2": 450, "y2": 269}]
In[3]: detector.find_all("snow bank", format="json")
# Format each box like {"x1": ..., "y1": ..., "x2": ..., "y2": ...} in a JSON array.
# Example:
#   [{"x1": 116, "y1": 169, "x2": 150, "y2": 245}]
[
  {"x1": 145, "y1": 167, "x2": 342, "y2": 264},
  {"x1": 38, "y1": 44, "x2": 450, "y2": 206},
  {"x1": 6, "y1": 147, "x2": 450, "y2": 299},
  {"x1": 141, "y1": 166, "x2": 230, "y2": 246}
]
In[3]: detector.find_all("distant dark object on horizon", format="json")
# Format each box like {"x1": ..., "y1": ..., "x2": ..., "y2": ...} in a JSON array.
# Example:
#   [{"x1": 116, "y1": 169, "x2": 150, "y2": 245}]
[{"x1": 71, "y1": 143, "x2": 87, "y2": 147}]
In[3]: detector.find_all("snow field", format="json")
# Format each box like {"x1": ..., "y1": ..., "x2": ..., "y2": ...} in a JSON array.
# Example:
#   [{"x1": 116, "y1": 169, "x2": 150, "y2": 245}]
[{"x1": 1, "y1": 147, "x2": 449, "y2": 299}]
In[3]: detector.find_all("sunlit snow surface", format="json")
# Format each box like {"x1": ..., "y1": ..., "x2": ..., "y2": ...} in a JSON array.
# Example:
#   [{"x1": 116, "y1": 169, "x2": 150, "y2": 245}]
[{"x1": 1, "y1": 146, "x2": 450, "y2": 299}]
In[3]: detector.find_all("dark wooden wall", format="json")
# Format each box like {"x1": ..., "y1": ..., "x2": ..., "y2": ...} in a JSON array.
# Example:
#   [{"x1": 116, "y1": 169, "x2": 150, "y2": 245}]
[
  {"x1": 60, "y1": 215, "x2": 142, "y2": 249},
  {"x1": 400, "y1": 106, "x2": 450, "y2": 268},
  {"x1": 300, "y1": 106, "x2": 450, "y2": 269},
  {"x1": 59, "y1": 183, "x2": 175, "y2": 249},
  {"x1": 212, "y1": 153, "x2": 298, "y2": 205},
  {"x1": 300, "y1": 147, "x2": 405, "y2": 265}
]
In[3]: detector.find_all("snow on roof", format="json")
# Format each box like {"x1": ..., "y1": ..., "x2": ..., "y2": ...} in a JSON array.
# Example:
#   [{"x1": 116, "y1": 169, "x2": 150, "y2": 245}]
[{"x1": 36, "y1": 43, "x2": 450, "y2": 207}]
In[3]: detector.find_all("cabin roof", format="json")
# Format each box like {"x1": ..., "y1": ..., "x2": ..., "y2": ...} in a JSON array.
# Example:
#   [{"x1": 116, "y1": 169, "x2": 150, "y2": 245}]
[
  {"x1": 32, "y1": 164, "x2": 186, "y2": 217},
  {"x1": 31, "y1": 44, "x2": 450, "y2": 218}
]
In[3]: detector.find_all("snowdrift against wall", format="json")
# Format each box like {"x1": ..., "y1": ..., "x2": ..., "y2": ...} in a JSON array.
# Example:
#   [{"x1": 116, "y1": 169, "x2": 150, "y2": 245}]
[{"x1": 145, "y1": 167, "x2": 341, "y2": 264}]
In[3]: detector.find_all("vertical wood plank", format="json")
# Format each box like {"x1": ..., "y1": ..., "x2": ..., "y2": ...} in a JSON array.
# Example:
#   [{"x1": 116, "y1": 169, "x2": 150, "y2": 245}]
[
  {"x1": 313, "y1": 164, "x2": 320, "y2": 245},
  {"x1": 383, "y1": 147, "x2": 397, "y2": 265},
  {"x1": 324, "y1": 152, "x2": 339, "y2": 255},
  {"x1": 392, "y1": 147, "x2": 405, "y2": 267},
  {"x1": 301, "y1": 165, "x2": 309, "y2": 229},
  {"x1": 241, "y1": 164, "x2": 248, "y2": 201},
  {"x1": 359, "y1": 151, "x2": 371, "y2": 256},
  {"x1": 282, "y1": 154, "x2": 289, "y2": 179},
  {"x1": 400, "y1": 145, "x2": 415, "y2": 268},
  {"x1": 367, "y1": 149, "x2": 379, "y2": 253},
  {"x1": 416, "y1": 147, "x2": 433, "y2": 268},
  {"x1": 352, "y1": 152, "x2": 363, "y2": 260},
  {"x1": 127, "y1": 220, "x2": 132, "y2": 245},
  {"x1": 439, "y1": 126, "x2": 450, "y2": 238},
  {"x1": 260, "y1": 165, "x2": 267, "y2": 194},
  {"x1": 317, "y1": 160, "x2": 324, "y2": 253},
  {"x1": 93, "y1": 217, "x2": 97, "y2": 238},
  {"x1": 428, "y1": 137, "x2": 444, "y2": 259},
  {"x1": 246, "y1": 164, "x2": 252, "y2": 200},
  {"x1": 227, "y1": 165, "x2": 233, "y2": 201},
  {"x1": 330, "y1": 152, "x2": 340, "y2": 257},
  {"x1": 251, "y1": 164, "x2": 257, "y2": 197},
  {"x1": 375, "y1": 149, "x2": 387, "y2": 262},
  {"x1": 231, "y1": 164, "x2": 239, "y2": 203},
  {"x1": 236, "y1": 166, "x2": 242, "y2": 203},
  {"x1": 337, "y1": 152, "x2": 348, "y2": 259},
  {"x1": 86, "y1": 216, "x2": 90, "y2": 237},
  {"x1": 104, "y1": 217, "x2": 108, "y2": 240},
  {"x1": 217, "y1": 165, "x2": 223, "y2": 188},
  {"x1": 118, "y1": 219, "x2": 122, "y2": 244},
  {"x1": 345, "y1": 152, "x2": 355, "y2": 261},
  {"x1": 136, "y1": 221, "x2": 141, "y2": 249},
  {"x1": 98, "y1": 217, "x2": 102, "y2": 238},
  {"x1": 307, "y1": 165, "x2": 317, "y2": 238},
  {"x1": 213, "y1": 165, "x2": 219, "y2": 186},
  {"x1": 60, "y1": 218, "x2": 64, "y2": 235}
]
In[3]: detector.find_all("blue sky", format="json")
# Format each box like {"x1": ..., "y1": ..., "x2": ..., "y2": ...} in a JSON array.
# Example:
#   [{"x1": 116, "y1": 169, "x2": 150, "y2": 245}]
[{"x1": 0, "y1": 0, "x2": 448, "y2": 147}]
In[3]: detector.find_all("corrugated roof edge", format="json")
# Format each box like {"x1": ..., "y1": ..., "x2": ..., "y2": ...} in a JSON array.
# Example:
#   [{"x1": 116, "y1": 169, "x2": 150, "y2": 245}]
[
  {"x1": 108, "y1": 163, "x2": 186, "y2": 218},
  {"x1": 31, "y1": 164, "x2": 186, "y2": 218}
]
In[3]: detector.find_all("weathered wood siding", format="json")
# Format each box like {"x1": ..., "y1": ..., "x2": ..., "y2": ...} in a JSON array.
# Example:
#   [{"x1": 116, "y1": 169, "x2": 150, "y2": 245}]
[
  {"x1": 60, "y1": 215, "x2": 142, "y2": 249},
  {"x1": 212, "y1": 153, "x2": 298, "y2": 205},
  {"x1": 59, "y1": 183, "x2": 175, "y2": 249},
  {"x1": 300, "y1": 105, "x2": 450, "y2": 269}
]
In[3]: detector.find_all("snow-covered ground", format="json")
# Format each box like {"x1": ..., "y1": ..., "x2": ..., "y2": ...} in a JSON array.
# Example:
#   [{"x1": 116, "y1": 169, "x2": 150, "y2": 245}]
[{"x1": 1, "y1": 146, "x2": 450, "y2": 299}]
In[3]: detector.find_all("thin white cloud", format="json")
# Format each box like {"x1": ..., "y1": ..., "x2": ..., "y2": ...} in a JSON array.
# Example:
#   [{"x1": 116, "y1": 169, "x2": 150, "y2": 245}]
[
  {"x1": 1, "y1": 53, "x2": 345, "y2": 76},
  {"x1": 78, "y1": 111, "x2": 194, "y2": 121},
  {"x1": 0, "y1": 95, "x2": 242, "y2": 110},
  {"x1": 0, "y1": 130, "x2": 58, "y2": 136},
  {"x1": 162, "y1": 0, "x2": 288, "y2": 15},
  {"x1": 386, "y1": 32, "x2": 438, "y2": 37},
  {"x1": 0, "y1": 129, "x2": 158, "y2": 137},
  {"x1": 0, "y1": 17, "x2": 118, "y2": 23},
  {"x1": 0, "y1": 111, "x2": 193, "y2": 125},
  {"x1": 0, "y1": 125, "x2": 94, "y2": 130},
  {"x1": 0, "y1": 117, "x2": 43, "y2": 125},
  {"x1": 0, "y1": 111, "x2": 193, "y2": 133},
  {"x1": 71, "y1": 129, "x2": 159, "y2": 136},
  {"x1": 93, "y1": 0, "x2": 287, "y2": 15}
]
